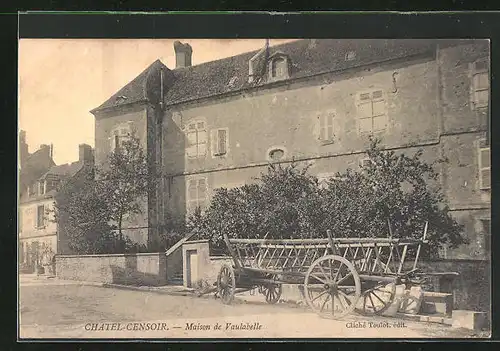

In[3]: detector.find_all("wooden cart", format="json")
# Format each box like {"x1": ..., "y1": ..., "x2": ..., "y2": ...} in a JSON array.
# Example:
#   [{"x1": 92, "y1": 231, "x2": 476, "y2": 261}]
[{"x1": 214, "y1": 222, "x2": 448, "y2": 319}]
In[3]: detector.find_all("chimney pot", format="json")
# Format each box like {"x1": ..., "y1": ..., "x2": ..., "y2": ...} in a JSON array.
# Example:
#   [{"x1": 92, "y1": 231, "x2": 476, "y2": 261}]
[
  {"x1": 174, "y1": 41, "x2": 193, "y2": 69},
  {"x1": 19, "y1": 130, "x2": 29, "y2": 169},
  {"x1": 79, "y1": 144, "x2": 94, "y2": 164}
]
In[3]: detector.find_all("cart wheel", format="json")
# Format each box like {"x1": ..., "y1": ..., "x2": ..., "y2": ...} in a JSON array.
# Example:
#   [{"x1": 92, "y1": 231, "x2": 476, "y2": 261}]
[
  {"x1": 262, "y1": 283, "x2": 282, "y2": 304},
  {"x1": 304, "y1": 255, "x2": 361, "y2": 319},
  {"x1": 356, "y1": 281, "x2": 396, "y2": 316},
  {"x1": 217, "y1": 264, "x2": 236, "y2": 305}
]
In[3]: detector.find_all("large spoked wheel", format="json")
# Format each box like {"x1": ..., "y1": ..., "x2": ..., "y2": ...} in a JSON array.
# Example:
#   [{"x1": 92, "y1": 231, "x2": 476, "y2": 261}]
[
  {"x1": 356, "y1": 280, "x2": 397, "y2": 316},
  {"x1": 217, "y1": 264, "x2": 236, "y2": 305},
  {"x1": 262, "y1": 283, "x2": 282, "y2": 304},
  {"x1": 304, "y1": 255, "x2": 361, "y2": 319}
]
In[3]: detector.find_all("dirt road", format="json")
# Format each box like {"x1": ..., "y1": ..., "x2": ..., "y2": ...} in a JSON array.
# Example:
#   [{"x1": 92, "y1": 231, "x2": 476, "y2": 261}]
[{"x1": 19, "y1": 278, "x2": 479, "y2": 339}]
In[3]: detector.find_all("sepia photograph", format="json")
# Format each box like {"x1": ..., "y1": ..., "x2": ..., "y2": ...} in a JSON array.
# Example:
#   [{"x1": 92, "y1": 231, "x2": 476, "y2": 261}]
[{"x1": 18, "y1": 37, "x2": 491, "y2": 339}]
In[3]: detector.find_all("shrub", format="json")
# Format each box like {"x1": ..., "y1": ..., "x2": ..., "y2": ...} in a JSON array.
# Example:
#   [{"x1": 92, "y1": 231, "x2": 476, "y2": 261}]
[{"x1": 188, "y1": 138, "x2": 467, "y2": 258}]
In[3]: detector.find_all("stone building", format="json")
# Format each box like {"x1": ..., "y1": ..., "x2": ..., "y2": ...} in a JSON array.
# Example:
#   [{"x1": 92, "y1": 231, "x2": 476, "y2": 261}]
[
  {"x1": 91, "y1": 39, "x2": 490, "y2": 260},
  {"x1": 19, "y1": 143, "x2": 94, "y2": 272}
]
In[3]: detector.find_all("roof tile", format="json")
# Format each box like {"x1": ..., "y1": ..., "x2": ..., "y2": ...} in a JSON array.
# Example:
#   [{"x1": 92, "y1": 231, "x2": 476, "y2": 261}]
[{"x1": 92, "y1": 39, "x2": 487, "y2": 113}]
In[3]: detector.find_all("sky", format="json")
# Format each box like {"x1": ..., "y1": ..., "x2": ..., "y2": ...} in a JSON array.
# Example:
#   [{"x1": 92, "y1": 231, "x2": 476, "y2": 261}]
[{"x1": 19, "y1": 39, "x2": 297, "y2": 165}]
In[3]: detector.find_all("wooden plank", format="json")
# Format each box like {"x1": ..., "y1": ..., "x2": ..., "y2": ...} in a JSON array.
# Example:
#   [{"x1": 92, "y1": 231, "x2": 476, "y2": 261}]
[{"x1": 229, "y1": 238, "x2": 425, "y2": 245}]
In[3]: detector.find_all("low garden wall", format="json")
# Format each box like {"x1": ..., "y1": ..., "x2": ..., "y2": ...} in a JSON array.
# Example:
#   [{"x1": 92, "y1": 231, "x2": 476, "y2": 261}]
[{"x1": 55, "y1": 253, "x2": 167, "y2": 286}]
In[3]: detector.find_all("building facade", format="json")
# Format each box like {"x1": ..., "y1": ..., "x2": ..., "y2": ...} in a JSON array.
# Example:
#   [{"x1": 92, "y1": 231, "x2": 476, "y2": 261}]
[
  {"x1": 19, "y1": 144, "x2": 94, "y2": 272},
  {"x1": 91, "y1": 39, "x2": 490, "y2": 260}
]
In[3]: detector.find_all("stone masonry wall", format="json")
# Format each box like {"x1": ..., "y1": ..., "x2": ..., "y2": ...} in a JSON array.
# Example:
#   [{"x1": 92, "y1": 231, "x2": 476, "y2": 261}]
[{"x1": 55, "y1": 253, "x2": 167, "y2": 286}]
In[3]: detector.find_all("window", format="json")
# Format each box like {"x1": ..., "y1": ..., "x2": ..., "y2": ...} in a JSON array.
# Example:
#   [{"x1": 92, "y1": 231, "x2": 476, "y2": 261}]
[
  {"x1": 345, "y1": 51, "x2": 356, "y2": 61},
  {"x1": 357, "y1": 90, "x2": 387, "y2": 134},
  {"x1": 211, "y1": 128, "x2": 229, "y2": 156},
  {"x1": 438, "y1": 245, "x2": 448, "y2": 259},
  {"x1": 45, "y1": 178, "x2": 60, "y2": 192},
  {"x1": 186, "y1": 121, "x2": 207, "y2": 158},
  {"x1": 267, "y1": 147, "x2": 286, "y2": 162},
  {"x1": 478, "y1": 139, "x2": 490, "y2": 190},
  {"x1": 110, "y1": 122, "x2": 133, "y2": 151},
  {"x1": 187, "y1": 178, "x2": 208, "y2": 212},
  {"x1": 271, "y1": 58, "x2": 287, "y2": 78},
  {"x1": 480, "y1": 219, "x2": 491, "y2": 255},
  {"x1": 38, "y1": 181, "x2": 45, "y2": 195},
  {"x1": 36, "y1": 205, "x2": 45, "y2": 228},
  {"x1": 319, "y1": 111, "x2": 335, "y2": 143},
  {"x1": 28, "y1": 184, "x2": 36, "y2": 197},
  {"x1": 471, "y1": 59, "x2": 489, "y2": 109}
]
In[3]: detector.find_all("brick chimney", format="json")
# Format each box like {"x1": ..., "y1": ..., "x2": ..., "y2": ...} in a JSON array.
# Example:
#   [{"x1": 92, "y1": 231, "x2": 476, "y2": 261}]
[
  {"x1": 173, "y1": 41, "x2": 192, "y2": 69},
  {"x1": 79, "y1": 144, "x2": 94, "y2": 164},
  {"x1": 19, "y1": 130, "x2": 29, "y2": 168}
]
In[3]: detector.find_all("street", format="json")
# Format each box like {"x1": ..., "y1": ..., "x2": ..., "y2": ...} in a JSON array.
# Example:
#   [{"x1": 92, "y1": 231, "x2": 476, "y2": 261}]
[{"x1": 19, "y1": 276, "x2": 480, "y2": 339}]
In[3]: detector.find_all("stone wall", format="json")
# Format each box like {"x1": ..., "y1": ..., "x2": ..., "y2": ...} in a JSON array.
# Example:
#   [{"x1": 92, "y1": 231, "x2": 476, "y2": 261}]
[
  {"x1": 419, "y1": 259, "x2": 490, "y2": 313},
  {"x1": 55, "y1": 253, "x2": 167, "y2": 286}
]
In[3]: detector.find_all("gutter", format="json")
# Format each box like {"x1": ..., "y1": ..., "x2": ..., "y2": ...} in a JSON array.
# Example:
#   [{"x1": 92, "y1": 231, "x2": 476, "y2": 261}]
[{"x1": 164, "y1": 49, "x2": 437, "y2": 109}]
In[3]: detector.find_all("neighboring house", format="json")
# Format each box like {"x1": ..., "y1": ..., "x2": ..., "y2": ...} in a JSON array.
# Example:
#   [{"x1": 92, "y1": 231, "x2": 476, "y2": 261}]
[
  {"x1": 18, "y1": 130, "x2": 56, "y2": 197},
  {"x1": 90, "y1": 39, "x2": 490, "y2": 260},
  {"x1": 18, "y1": 144, "x2": 94, "y2": 272}
]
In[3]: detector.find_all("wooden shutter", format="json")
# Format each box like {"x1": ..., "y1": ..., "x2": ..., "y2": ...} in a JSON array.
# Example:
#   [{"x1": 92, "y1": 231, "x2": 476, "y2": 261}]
[
  {"x1": 211, "y1": 130, "x2": 218, "y2": 156},
  {"x1": 186, "y1": 131, "x2": 198, "y2": 157},
  {"x1": 326, "y1": 113, "x2": 334, "y2": 140},
  {"x1": 198, "y1": 130, "x2": 207, "y2": 156},
  {"x1": 479, "y1": 146, "x2": 491, "y2": 190},
  {"x1": 198, "y1": 178, "x2": 207, "y2": 209},
  {"x1": 319, "y1": 113, "x2": 326, "y2": 140},
  {"x1": 218, "y1": 129, "x2": 227, "y2": 155},
  {"x1": 187, "y1": 179, "x2": 197, "y2": 210},
  {"x1": 37, "y1": 205, "x2": 44, "y2": 228}
]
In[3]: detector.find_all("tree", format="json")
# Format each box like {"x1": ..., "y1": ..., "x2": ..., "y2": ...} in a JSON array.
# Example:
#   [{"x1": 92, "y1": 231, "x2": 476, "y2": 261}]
[
  {"x1": 97, "y1": 135, "x2": 156, "y2": 242},
  {"x1": 319, "y1": 138, "x2": 466, "y2": 255},
  {"x1": 188, "y1": 138, "x2": 467, "y2": 258},
  {"x1": 53, "y1": 168, "x2": 118, "y2": 254}
]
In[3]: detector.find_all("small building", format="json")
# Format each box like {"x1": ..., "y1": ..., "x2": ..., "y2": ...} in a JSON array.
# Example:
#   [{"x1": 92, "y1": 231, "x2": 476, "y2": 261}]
[{"x1": 18, "y1": 144, "x2": 94, "y2": 273}]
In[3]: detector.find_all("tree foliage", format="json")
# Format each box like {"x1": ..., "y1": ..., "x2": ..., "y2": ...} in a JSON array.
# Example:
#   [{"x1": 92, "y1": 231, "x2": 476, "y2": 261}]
[
  {"x1": 189, "y1": 138, "x2": 467, "y2": 258},
  {"x1": 96, "y1": 136, "x2": 154, "y2": 241},
  {"x1": 53, "y1": 135, "x2": 157, "y2": 254},
  {"x1": 54, "y1": 169, "x2": 119, "y2": 254}
]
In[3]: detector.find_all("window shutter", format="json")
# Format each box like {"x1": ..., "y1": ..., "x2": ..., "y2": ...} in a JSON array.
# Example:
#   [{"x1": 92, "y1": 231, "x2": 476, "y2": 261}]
[
  {"x1": 186, "y1": 131, "x2": 198, "y2": 157},
  {"x1": 198, "y1": 130, "x2": 207, "y2": 156},
  {"x1": 211, "y1": 130, "x2": 219, "y2": 155},
  {"x1": 358, "y1": 102, "x2": 372, "y2": 118},
  {"x1": 372, "y1": 90, "x2": 383, "y2": 99},
  {"x1": 188, "y1": 179, "x2": 197, "y2": 208},
  {"x1": 319, "y1": 113, "x2": 326, "y2": 140},
  {"x1": 479, "y1": 147, "x2": 491, "y2": 190},
  {"x1": 218, "y1": 129, "x2": 227, "y2": 155},
  {"x1": 360, "y1": 93, "x2": 370, "y2": 101},
  {"x1": 327, "y1": 113, "x2": 334, "y2": 140},
  {"x1": 475, "y1": 60, "x2": 488, "y2": 71}
]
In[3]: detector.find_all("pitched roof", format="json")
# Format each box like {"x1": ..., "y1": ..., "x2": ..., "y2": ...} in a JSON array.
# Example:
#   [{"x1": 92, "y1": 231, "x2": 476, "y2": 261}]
[
  {"x1": 42, "y1": 161, "x2": 84, "y2": 178},
  {"x1": 92, "y1": 39, "x2": 486, "y2": 113},
  {"x1": 19, "y1": 161, "x2": 85, "y2": 203},
  {"x1": 18, "y1": 147, "x2": 55, "y2": 196},
  {"x1": 91, "y1": 59, "x2": 168, "y2": 113}
]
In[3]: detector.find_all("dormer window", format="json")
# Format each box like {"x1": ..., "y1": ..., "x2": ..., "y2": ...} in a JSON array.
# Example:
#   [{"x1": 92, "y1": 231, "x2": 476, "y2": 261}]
[
  {"x1": 268, "y1": 53, "x2": 290, "y2": 81},
  {"x1": 28, "y1": 184, "x2": 36, "y2": 197},
  {"x1": 39, "y1": 180, "x2": 45, "y2": 195},
  {"x1": 272, "y1": 58, "x2": 287, "y2": 78}
]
